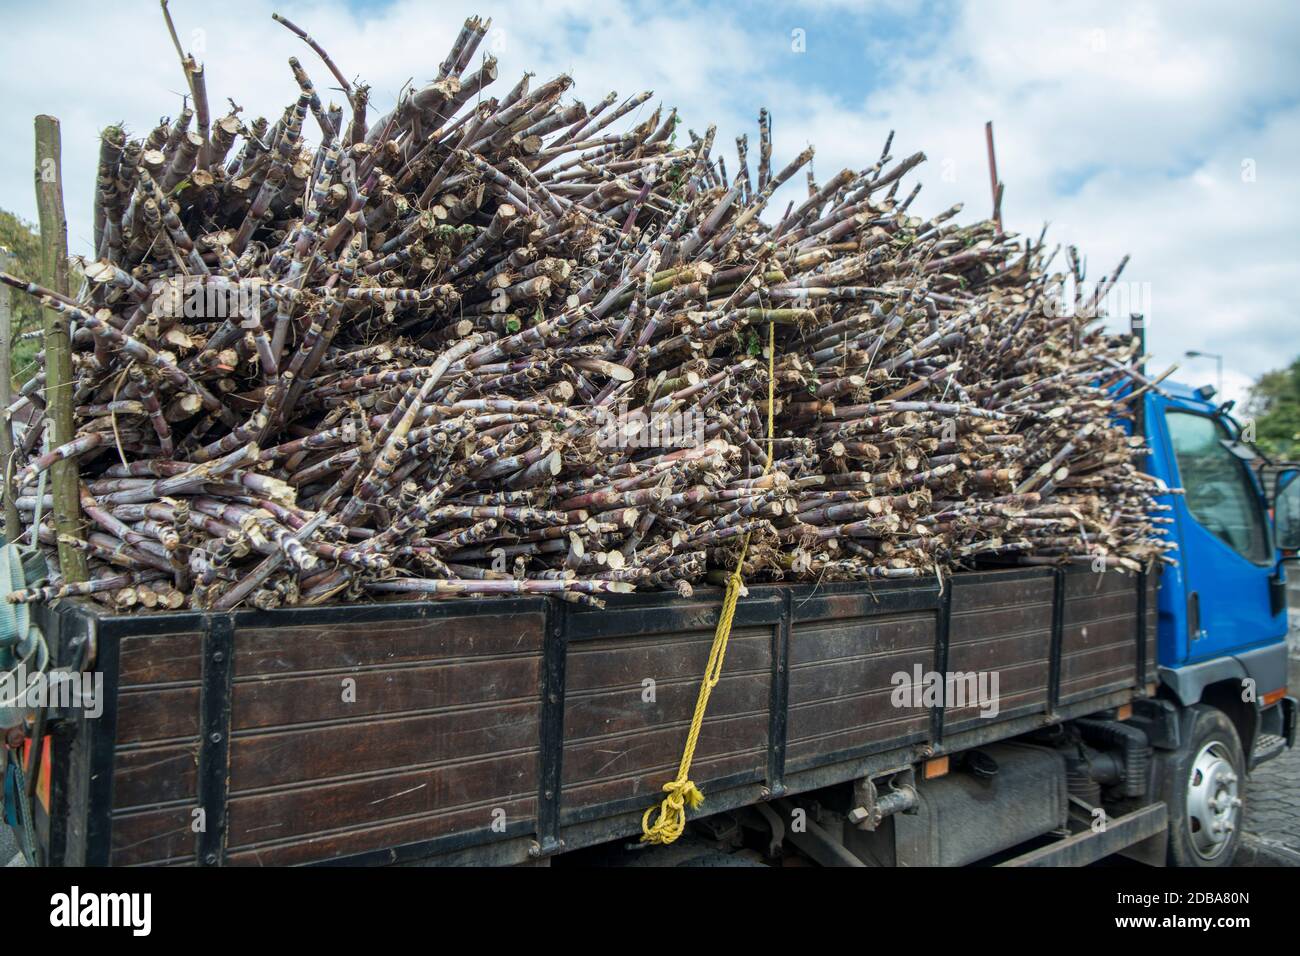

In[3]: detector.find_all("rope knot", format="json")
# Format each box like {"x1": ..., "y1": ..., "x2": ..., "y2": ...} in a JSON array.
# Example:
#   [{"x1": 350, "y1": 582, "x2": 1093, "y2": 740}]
[{"x1": 640, "y1": 778, "x2": 705, "y2": 845}]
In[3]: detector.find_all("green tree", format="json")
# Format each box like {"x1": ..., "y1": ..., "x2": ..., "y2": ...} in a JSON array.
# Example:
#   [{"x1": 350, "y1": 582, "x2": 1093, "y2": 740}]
[
  {"x1": 0, "y1": 208, "x2": 42, "y2": 331},
  {"x1": 1246, "y1": 358, "x2": 1300, "y2": 458},
  {"x1": 0, "y1": 207, "x2": 45, "y2": 383}
]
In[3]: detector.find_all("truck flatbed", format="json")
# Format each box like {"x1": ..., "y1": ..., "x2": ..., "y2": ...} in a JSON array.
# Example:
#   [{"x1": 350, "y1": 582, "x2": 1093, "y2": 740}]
[{"x1": 33, "y1": 565, "x2": 1156, "y2": 866}]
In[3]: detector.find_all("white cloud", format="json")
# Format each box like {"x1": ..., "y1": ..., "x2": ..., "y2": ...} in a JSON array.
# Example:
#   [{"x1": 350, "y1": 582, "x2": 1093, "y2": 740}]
[
  {"x1": 0, "y1": 0, "x2": 1295, "y2": 404},
  {"x1": 743, "y1": 0, "x2": 1300, "y2": 404}
]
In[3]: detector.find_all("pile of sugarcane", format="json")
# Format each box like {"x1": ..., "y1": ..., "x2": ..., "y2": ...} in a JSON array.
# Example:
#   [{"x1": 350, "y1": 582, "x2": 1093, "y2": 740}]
[{"x1": 0, "y1": 13, "x2": 1175, "y2": 612}]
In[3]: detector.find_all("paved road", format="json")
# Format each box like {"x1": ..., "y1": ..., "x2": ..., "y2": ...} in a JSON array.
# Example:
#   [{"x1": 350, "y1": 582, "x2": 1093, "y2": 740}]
[
  {"x1": 1243, "y1": 741, "x2": 1300, "y2": 863},
  {"x1": 1238, "y1": 586, "x2": 1300, "y2": 865}
]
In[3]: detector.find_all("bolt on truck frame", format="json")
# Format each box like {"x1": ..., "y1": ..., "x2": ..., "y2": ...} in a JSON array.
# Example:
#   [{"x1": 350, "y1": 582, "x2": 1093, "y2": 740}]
[{"x1": 9, "y1": 333, "x2": 1298, "y2": 869}]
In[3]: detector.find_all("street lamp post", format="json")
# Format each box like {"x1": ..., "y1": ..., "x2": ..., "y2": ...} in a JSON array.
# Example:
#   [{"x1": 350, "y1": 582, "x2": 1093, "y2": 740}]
[{"x1": 1185, "y1": 350, "x2": 1223, "y2": 396}]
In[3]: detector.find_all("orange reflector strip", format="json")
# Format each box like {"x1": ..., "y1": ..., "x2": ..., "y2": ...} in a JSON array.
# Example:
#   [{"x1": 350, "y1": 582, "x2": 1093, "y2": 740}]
[
  {"x1": 1263, "y1": 688, "x2": 1287, "y2": 707},
  {"x1": 1115, "y1": 703, "x2": 1133, "y2": 721},
  {"x1": 924, "y1": 755, "x2": 949, "y2": 779}
]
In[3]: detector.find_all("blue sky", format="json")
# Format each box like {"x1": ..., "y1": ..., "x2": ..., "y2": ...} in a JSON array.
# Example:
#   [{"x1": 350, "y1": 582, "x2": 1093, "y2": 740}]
[{"x1": 1, "y1": 0, "x2": 1297, "y2": 404}]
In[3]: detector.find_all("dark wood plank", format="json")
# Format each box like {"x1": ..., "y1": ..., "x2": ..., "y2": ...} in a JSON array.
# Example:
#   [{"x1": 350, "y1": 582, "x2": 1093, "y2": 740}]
[
  {"x1": 561, "y1": 625, "x2": 771, "y2": 812},
  {"x1": 234, "y1": 612, "x2": 545, "y2": 676},
  {"x1": 110, "y1": 806, "x2": 195, "y2": 866},
  {"x1": 116, "y1": 687, "x2": 200, "y2": 744},
  {"x1": 112, "y1": 742, "x2": 199, "y2": 810},
  {"x1": 230, "y1": 656, "x2": 540, "y2": 730},
  {"x1": 224, "y1": 798, "x2": 535, "y2": 866},
  {"x1": 951, "y1": 573, "x2": 1054, "y2": 614},
  {"x1": 564, "y1": 665, "x2": 769, "y2": 744},
  {"x1": 1064, "y1": 568, "x2": 1134, "y2": 599},
  {"x1": 789, "y1": 614, "x2": 934, "y2": 666},
  {"x1": 226, "y1": 754, "x2": 539, "y2": 848},
  {"x1": 942, "y1": 660, "x2": 1049, "y2": 726},
  {"x1": 228, "y1": 703, "x2": 541, "y2": 793},
  {"x1": 1062, "y1": 617, "x2": 1134, "y2": 653},
  {"x1": 946, "y1": 630, "x2": 1050, "y2": 670},
  {"x1": 562, "y1": 717, "x2": 769, "y2": 809},
  {"x1": 1059, "y1": 574, "x2": 1138, "y2": 703},
  {"x1": 117, "y1": 632, "x2": 202, "y2": 686},
  {"x1": 786, "y1": 611, "x2": 936, "y2": 764},
  {"x1": 566, "y1": 628, "x2": 770, "y2": 689},
  {"x1": 787, "y1": 704, "x2": 930, "y2": 765}
]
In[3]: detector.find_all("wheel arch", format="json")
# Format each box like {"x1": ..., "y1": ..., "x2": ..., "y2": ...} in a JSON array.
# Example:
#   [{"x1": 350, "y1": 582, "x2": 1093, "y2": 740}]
[
  {"x1": 1194, "y1": 681, "x2": 1258, "y2": 762},
  {"x1": 1159, "y1": 647, "x2": 1285, "y2": 760}
]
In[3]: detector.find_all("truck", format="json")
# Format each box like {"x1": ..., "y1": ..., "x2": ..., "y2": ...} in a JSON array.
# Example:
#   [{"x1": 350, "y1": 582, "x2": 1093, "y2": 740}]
[{"x1": 6, "y1": 323, "x2": 1298, "y2": 868}]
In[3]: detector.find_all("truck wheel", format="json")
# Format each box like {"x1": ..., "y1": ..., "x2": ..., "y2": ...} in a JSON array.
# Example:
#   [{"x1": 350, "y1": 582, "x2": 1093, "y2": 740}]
[{"x1": 1161, "y1": 705, "x2": 1244, "y2": 867}]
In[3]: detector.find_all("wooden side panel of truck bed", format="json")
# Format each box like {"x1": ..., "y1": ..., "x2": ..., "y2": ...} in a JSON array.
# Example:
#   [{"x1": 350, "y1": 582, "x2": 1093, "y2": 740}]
[{"x1": 39, "y1": 565, "x2": 1158, "y2": 866}]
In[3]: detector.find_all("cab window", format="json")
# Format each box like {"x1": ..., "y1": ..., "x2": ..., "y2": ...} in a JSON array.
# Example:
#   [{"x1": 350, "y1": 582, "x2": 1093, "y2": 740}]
[{"x1": 1165, "y1": 410, "x2": 1270, "y2": 563}]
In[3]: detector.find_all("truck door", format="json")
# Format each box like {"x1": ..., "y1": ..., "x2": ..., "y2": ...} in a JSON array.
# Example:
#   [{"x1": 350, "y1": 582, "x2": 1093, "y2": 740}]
[{"x1": 1156, "y1": 405, "x2": 1284, "y2": 663}]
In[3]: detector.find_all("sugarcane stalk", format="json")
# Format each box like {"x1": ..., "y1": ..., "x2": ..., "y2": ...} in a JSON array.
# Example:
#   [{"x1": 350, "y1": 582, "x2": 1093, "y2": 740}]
[{"x1": 0, "y1": 15, "x2": 1171, "y2": 614}]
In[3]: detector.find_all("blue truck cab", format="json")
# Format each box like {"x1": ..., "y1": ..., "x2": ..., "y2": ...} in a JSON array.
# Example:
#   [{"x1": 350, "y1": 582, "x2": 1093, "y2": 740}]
[
  {"x1": 1144, "y1": 382, "x2": 1296, "y2": 750},
  {"x1": 1137, "y1": 376, "x2": 1298, "y2": 863}
]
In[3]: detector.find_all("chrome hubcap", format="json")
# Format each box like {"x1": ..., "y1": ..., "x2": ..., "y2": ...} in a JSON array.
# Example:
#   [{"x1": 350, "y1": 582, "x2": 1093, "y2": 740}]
[{"x1": 1185, "y1": 741, "x2": 1240, "y2": 860}]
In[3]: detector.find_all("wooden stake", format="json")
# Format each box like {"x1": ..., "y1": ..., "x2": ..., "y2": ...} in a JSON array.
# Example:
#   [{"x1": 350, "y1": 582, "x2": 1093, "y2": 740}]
[
  {"x1": 34, "y1": 114, "x2": 87, "y2": 582},
  {"x1": 984, "y1": 121, "x2": 1002, "y2": 234}
]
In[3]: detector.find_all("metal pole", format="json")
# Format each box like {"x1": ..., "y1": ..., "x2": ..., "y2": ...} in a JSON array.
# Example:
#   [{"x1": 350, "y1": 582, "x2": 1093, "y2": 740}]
[{"x1": 1185, "y1": 350, "x2": 1224, "y2": 397}]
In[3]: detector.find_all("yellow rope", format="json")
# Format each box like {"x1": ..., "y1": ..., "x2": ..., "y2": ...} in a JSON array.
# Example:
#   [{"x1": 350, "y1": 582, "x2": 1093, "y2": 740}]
[{"x1": 641, "y1": 320, "x2": 776, "y2": 845}]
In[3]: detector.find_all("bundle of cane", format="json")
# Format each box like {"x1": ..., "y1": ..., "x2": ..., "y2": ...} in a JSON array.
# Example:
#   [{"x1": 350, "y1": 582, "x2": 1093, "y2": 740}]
[{"x1": 0, "y1": 12, "x2": 1173, "y2": 612}]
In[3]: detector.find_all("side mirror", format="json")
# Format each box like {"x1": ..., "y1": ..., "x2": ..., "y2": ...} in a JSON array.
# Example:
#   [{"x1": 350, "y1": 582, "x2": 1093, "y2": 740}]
[{"x1": 1275, "y1": 469, "x2": 1300, "y2": 551}]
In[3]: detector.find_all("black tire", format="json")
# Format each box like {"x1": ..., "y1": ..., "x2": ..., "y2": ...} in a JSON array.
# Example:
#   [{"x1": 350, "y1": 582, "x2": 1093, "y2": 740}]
[{"x1": 1159, "y1": 704, "x2": 1245, "y2": 867}]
